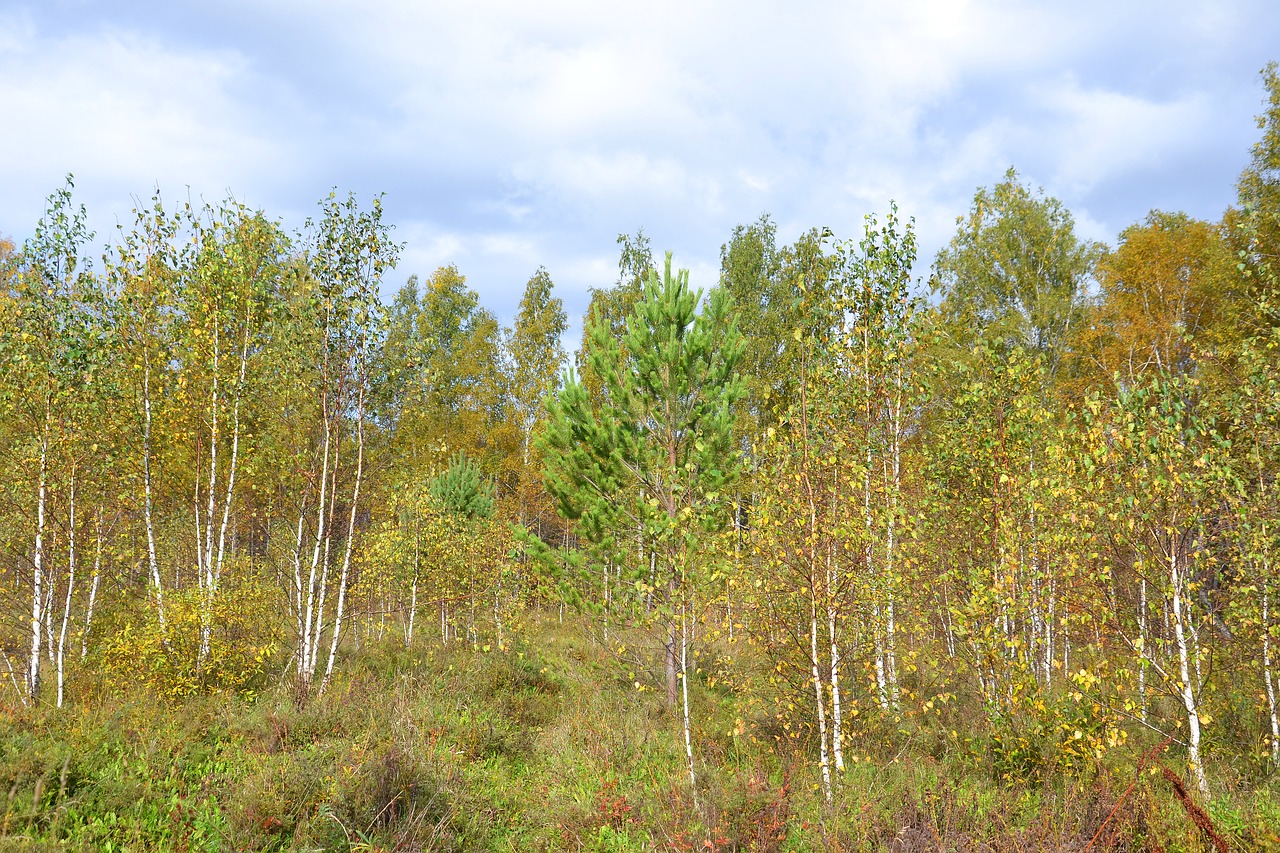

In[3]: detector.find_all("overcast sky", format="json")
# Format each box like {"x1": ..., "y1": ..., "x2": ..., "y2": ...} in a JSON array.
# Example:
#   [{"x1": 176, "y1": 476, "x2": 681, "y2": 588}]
[{"x1": 3, "y1": 1, "x2": 1278, "y2": 340}]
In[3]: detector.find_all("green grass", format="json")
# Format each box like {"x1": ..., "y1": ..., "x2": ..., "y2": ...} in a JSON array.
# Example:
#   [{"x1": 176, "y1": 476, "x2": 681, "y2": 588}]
[{"x1": 1, "y1": 613, "x2": 1278, "y2": 851}]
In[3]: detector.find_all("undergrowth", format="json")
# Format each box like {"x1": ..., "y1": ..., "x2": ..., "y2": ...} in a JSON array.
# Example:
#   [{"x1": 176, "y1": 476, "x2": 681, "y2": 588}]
[{"x1": 0, "y1": 613, "x2": 1277, "y2": 851}]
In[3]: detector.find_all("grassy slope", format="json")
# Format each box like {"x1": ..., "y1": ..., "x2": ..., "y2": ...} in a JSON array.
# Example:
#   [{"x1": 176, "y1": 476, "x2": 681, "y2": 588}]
[{"x1": 1, "y1": 613, "x2": 1278, "y2": 852}]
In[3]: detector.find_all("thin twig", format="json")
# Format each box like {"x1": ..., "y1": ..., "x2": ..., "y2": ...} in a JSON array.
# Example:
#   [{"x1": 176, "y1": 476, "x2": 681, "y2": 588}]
[{"x1": 1083, "y1": 736, "x2": 1171, "y2": 853}]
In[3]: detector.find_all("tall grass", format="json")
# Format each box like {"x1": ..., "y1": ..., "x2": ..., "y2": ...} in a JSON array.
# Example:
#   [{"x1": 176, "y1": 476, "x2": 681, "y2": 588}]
[{"x1": 1, "y1": 612, "x2": 1277, "y2": 850}]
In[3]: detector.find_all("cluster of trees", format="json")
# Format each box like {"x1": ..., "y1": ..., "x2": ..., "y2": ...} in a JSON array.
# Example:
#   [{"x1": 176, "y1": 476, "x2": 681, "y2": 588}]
[
  {"x1": 0, "y1": 188, "x2": 568, "y2": 706},
  {"x1": 1, "y1": 64, "x2": 1278, "y2": 807},
  {"x1": 540, "y1": 66, "x2": 1280, "y2": 801}
]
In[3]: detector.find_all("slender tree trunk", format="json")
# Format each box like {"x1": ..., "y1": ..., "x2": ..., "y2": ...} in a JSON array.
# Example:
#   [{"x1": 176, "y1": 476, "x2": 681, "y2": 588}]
[
  {"x1": 193, "y1": 456, "x2": 204, "y2": 592},
  {"x1": 3, "y1": 652, "x2": 25, "y2": 707},
  {"x1": 1139, "y1": 577, "x2": 1148, "y2": 722},
  {"x1": 142, "y1": 358, "x2": 166, "y2": 637},
  {"x1": 311, "y1": 433, "x2": 342, "y2": 674},
  {"x1": 1171, "y1": 537, "x2": 1208, "y2": 798},
  {"x1": 408, "y1": 522, "x2": 419, "y2": 649},
  {"x1": 826, "y1": 529, "x2": 845, "y2": 772},
  {"x1": 884, "y1": 391, "x2": 902, "y2": 706},
  {"x1": 810, "y1": 589, "x2": 832, "y2": 803},
  {"x1": 320, "y1": 349, "x2": 368, "y2": 696},
  {"x1": 56, "y1": 468, "x2": 77, "y2": 708},
  {"x1": 205, "y1": 316, "x2": 253, "y2": 662},
  {"x1": 44, "y1": 577, "x2": 56, "y2": 668},
  {"x1": 291, "y1": 511, "x2": 307, "y2": 653},
  {"x1": 81, "y1": 507, "x2": 103, "y2": 661},
  {"x1": 1045, "y1": 576, "x2": 1055, "y2": 689},
  {"x1": 199, "y1": 323, "x2": 221, "y2": 665},
  {"x1": 827, "y1": 597, "x2": 845, "y2": 773},
  {"x1": 680, "y1": 601, "x2": 698, "y2": 810},
  {"x1": 1263, "y1": 585, "x2": 1279, "y2": 764},
  {"x1": 28, "y1": 418, "x2": 49, "y2": 704},
  {"x1": 666, "y1": 576, "x2": 678, "y2": 707},
  {"x1": 873, "y1": 613, "x2": 888, "y2": 710},
  {"x1": 299, "y1": 400, "x2": 332, "y2": 690}
]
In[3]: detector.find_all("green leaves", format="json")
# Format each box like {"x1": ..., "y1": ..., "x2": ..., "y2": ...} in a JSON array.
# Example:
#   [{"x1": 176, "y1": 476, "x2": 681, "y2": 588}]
[{"x1": 932, "y1": 168, "x2": 1100, "y2": 377}]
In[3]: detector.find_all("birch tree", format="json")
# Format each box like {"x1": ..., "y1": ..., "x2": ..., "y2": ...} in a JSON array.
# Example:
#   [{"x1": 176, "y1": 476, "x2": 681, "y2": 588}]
[
  {"x1": 290, "y1": 192, "x2": 398, "y2": 699},
  {"x1": 505, "y1": 267, "x2": 568, "y2": 531},
  {"x1": 837, "y1": 205, "x2": 923, "y2": 710},
  {"x1": 177, "y1": 203, "x2": 287, "y2": 668},
  {"x1": 105, "y1": 194, "x2": 187, "y2": 641},
  {"x1": 1092, "y1": 372, "x2": 1232, "y2": 798},
  {"x1": 0, "y1": 179, "x2": 102, "y2": 706}
]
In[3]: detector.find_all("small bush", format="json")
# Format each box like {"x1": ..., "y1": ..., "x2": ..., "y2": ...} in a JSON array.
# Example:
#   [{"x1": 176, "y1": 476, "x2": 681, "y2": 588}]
[{"x1": 100, "y1": 578, "x2": 281, "y2": 699}]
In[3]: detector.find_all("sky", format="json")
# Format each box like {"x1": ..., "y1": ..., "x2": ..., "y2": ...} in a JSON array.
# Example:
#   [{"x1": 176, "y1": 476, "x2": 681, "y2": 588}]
[{"x1": 2, "y1": 1, "x2": 1278, "y2": 343}]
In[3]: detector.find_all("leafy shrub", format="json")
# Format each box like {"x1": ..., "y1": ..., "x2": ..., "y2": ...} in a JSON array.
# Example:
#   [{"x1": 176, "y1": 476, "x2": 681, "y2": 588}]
[{"x1": 100, "y1": 576, "x2": 281, "y2": 698}]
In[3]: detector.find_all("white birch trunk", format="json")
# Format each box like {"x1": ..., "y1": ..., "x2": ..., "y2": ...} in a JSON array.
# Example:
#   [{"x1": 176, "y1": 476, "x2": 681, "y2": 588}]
[
  {"x1": 216, "y1": 321, "x2": 252, "y2": 580},
  {"x1": 310, "y1": 447, "x2": 341, "y2": 674},
  {"x1": 828, "y1": 595, "x2": 845, "y2": 773},
  {"x1": 56, "y1": 468, "x2": 76, "y2": 708},
  {"x1": 2, "y1": 652, "x2": 24, "y2": 707},
  {"x1": 1170, "y1": 539, "x2": 1208, "y2": 798},
  {"x1": 44, "y1": 568, "x2": 56, "y2": 668},
  {"x1": 406, "y1": 515, "x2": 418, "y2": 648},
  {"x1": 1263, "y1": 585, "x2": 1279, "y2": 765},
  {"x1": 299, "y1": 396, "x2": 333, "y2": 689},
  {"x1": 81, "y1": 508, "x2": 103, "y2": 661},
  {"x1": 810, "y1": 594, "x2": 832, "y2": 802},
  {"x1": 873, "y1": 612, "x2": 888, "y2": 711},
  {"x1": 320, "y1": 344, "x2": 368, "y2": 696},
  {"x1": 1045, "y1": 577, "x2": 1055, "y2": 689},
  {"x1": 198, "y1": 322, "x2": 221, "y2": 665},
  {"x1": 680, "y1": 603, "x2": 698, "y2": 809},
  {"x1": 407, "y1": 573, "x2": 418, "y2": 648},
  {"x1": 28, "y1": 420, "x2": 49, "y2": 704},
  {"x1": 1139, "y1": 577, "x2": 1148, "y2": 722},
  {"x1": 884, "y1": 382, "x2": 902, "y2": 706},
  {"x1": 291, "y1": 511, "x2": 306, "y2": 653},
  {"x1": 142, "y1": 358, "x2": 167, "y2": 637}
]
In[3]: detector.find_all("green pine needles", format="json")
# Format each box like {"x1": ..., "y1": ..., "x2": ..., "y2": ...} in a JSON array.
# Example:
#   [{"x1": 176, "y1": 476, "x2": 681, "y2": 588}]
[
  {"x1": 541, "y1": 250, "x2": 745, "y2": 561},
  {"x1": 428, "y1": 452, "x2": 495, "y2": 519}
]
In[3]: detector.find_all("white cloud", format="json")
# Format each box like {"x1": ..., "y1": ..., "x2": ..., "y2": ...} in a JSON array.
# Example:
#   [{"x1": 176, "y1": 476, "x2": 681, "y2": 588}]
[
  {"x1": 1038, "y1": 78, "x2": 1210, "y2": 194},
  {"x1": 2, "y1": 0, "x2": 1277, "y2": 330},
  {"x1": 397, "y1": 226, "x2": 466, "y2": 273},
  {"x1": 0, "y1": 14, "x2": 311, "y2": 241}
]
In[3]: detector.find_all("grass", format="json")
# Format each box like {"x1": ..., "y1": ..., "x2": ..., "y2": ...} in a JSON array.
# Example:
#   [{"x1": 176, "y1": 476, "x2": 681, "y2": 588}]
[{"x1": 1, "y1": 611, "x2": 1278, "y2": 850}]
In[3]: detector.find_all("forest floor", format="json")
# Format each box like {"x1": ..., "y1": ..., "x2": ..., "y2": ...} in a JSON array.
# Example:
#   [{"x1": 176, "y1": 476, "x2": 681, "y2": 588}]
[{"x1": 1, "y1": 612, "x2": 1278, "y2": 851}]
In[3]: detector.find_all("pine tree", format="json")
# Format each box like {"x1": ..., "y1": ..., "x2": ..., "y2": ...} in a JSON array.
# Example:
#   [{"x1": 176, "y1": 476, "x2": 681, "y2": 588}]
[{"x1": 541, "y1": 251, "x2": 744, "y2": 799}]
